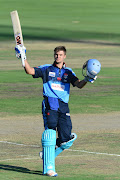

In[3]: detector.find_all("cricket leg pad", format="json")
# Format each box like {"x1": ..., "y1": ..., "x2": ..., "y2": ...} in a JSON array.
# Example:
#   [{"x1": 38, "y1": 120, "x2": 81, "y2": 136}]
[
  {"x1": 55, "y1": 133, "x2": 77, "y2": 157},
  {"x1": 42, "y1": 129, "x2": 56, "y2": 175}
]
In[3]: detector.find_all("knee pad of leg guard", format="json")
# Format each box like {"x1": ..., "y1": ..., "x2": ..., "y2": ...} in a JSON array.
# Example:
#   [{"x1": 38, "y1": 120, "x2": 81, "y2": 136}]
[
  {"x1": 55, "y1": 133, "x2": 77, "y2": 157},
  {"x1": 61, "y1": 133, "x2": 77, "y2": 150},
  {"x1": 42, "y1": 129, "x2": 56, "y2": 174}
]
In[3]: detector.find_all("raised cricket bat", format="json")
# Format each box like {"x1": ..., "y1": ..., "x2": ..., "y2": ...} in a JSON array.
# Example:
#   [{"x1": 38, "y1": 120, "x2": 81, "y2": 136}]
[{"x1": 10, "y1": 10, "x2": 25, "y2": 67}]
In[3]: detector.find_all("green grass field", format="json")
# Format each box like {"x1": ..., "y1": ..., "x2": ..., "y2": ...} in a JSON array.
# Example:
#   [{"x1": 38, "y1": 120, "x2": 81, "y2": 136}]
[
  {"x1": 1, "y1": 0, "x2": 120, "y2": 43},
  {"x1": 0, "y1": 67, "x2": 120, "y2": 116},
  {"x1": 0, "y1": 0, "x2": 120, "y2": 179}
]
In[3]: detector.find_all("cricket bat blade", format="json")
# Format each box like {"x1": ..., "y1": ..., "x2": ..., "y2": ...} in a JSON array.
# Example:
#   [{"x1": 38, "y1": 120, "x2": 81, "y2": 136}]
[{"x1": 10, "y1": 10, "x2": 25, "y2": 67}]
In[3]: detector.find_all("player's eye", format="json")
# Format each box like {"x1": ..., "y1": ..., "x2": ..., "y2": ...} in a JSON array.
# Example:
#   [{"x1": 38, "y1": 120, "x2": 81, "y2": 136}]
[{"x1": 55, "y1": 54, "x2": 58, "y2": 58}]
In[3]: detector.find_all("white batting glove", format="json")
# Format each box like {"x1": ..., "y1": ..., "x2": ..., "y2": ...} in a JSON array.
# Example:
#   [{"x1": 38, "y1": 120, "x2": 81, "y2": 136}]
[
  {"x1": 84, "y1": 75, "x2": 97, "y2": 83},
  {"x1": 15, "y1": 45, "x2": 26, "y2": 67}
]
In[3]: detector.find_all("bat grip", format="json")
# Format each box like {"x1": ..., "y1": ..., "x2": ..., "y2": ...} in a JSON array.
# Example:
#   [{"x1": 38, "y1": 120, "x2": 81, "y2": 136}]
[{"x1": 21, "y1": 52, "x2": 25, "y2": 67}]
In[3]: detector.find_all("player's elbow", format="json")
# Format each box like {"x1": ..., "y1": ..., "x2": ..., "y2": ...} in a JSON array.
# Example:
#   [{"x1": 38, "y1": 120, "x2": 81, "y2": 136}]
[
  {"x1": 24, "y1": 68, "x2": 35, "y2": 75},
  {"x1": 24, "y1": 68, "x2": 29, "y2": 74}
]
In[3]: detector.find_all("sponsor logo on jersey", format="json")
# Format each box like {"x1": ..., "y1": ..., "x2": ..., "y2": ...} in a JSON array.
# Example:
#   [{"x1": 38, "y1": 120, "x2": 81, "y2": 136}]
[
  {"x1": 51, "y1": 83, "x2": 65, "y2": 91},
  {"x1": 49, "y1": 72, "x2": 55, "y2": 77}
]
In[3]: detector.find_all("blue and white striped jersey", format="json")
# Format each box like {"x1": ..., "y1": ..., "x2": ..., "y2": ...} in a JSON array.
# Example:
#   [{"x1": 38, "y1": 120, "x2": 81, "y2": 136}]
[{"x1": 33, "y1": 63, "x2": 78, "y2": 104}]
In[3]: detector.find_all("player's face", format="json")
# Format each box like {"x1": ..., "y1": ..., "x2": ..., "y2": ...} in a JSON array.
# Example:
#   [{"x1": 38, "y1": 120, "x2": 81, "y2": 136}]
[{"x1": 54, "y1": 51, "x2": 66, "y2": 64}]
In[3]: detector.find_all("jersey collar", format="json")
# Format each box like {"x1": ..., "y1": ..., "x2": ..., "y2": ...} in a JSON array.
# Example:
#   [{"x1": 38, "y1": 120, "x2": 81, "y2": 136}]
[{"x1": 53, "y1": 61, "x2": 66, "y2": 69}]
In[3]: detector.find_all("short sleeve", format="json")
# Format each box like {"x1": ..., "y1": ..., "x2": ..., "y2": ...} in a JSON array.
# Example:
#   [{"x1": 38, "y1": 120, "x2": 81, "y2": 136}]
[{"x1": 32, "y1": 67, "x2": 43, "y2": 78}]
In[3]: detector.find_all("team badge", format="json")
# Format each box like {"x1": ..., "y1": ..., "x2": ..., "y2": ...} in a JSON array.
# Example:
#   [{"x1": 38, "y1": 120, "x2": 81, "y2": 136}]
[
  {"x1": 64, "y1": 73, "x2": 68, "y2": 79},
  {"x1": 63, "y1": 73, "x2": 68, "y2": 82}
]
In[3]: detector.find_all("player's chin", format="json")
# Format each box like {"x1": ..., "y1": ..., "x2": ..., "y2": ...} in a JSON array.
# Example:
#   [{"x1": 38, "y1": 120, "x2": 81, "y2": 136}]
[{"x1": 55, "y1": 60, "x2": 60, "y2": 63}]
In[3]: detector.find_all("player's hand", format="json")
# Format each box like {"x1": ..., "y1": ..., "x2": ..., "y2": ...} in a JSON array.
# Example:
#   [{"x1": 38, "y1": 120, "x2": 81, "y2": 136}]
[
  {"x1": 15, "y1": 45, "x2": 26, "y2": 60},
  {"x1": 84, "y1": 75, "x2": 97, "y2": 83},
  {"x1": 15, "y1": 45, "x2": 26, "y2": 67}
]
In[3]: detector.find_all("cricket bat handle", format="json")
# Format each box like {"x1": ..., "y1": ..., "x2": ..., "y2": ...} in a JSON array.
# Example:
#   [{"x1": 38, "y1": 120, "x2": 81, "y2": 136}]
[{"x1": 21, "y1": 51, "x2": 25, "y2": 67}]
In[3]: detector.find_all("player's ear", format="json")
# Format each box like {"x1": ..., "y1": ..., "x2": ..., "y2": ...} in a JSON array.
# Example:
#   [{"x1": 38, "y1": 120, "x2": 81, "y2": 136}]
[{"x1": 64, "y1": 54, "x2": 66, "y2": 59}]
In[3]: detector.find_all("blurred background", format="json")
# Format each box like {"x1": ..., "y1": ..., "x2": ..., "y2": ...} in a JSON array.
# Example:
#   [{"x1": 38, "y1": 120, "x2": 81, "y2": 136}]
[{"x1": 1, "y1": 0, "x2": 120, "y2": 43}]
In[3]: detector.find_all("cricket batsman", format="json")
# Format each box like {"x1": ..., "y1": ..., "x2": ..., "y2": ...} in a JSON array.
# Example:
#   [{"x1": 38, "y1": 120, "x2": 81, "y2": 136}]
[{"x1": 15, "y1": 45, "x2": 101, "y2": 177}]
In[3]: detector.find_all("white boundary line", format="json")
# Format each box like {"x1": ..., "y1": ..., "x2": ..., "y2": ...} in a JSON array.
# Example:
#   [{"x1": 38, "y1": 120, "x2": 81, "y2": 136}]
[
  {"x1": 0, "y1": 141, "x2": 120, "y2": 157},
  {"x1": 66, "y1": 149, "x2": 120, "y2": 157},
  {"x1": 0, "y1": 155, "x2": 86, "y2": 162},
  {"x1": 0, "y1": 157, "x2": 38, "y2": 162},
  {"x1": 0, "y1": 141, "x2": 40, "y2": 147}
]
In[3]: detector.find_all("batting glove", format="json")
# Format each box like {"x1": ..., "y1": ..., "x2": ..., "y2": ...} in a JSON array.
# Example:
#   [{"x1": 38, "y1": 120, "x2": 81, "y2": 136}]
[
  {"x1": 15, "y1": 45, "x2": 26, "y2": 60},
  {"x1": 84, "y1": 75, "x2": 97, "y2": 83},
  {"x1": 15, "y1": 45, "x2": 26, "y2": 67}
]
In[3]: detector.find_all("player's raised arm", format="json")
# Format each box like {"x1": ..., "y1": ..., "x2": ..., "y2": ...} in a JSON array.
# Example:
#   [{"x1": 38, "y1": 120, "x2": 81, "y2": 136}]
[{"x1": 24, "y1": 59, "x2": 35, "y2": 75}]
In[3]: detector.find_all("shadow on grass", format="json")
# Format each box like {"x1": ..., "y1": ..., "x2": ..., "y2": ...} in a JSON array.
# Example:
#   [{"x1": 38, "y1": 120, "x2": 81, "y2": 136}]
[
  {"x1": 0, "y1": 164, "x2": 43, "y2": 175},
  {"x1": 1, "y1": 25, "x2": 120, "y2": 46}
]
